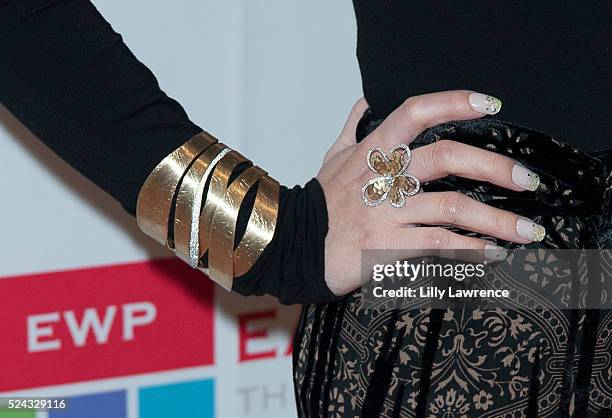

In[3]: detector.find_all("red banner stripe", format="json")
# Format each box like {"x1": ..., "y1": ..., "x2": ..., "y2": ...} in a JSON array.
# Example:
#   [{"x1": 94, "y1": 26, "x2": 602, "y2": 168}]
[{"x1": 0, "y1": 259, "x2": 215, "y2": 392}]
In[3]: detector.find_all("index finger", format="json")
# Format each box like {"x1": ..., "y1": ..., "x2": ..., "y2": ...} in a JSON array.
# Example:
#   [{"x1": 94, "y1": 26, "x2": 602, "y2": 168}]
[{"x1": 365, "y1": 90, "x2": 502, "y2": 148}]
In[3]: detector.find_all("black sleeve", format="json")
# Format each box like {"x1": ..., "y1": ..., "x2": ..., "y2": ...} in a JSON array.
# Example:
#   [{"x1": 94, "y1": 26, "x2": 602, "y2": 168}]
[{"x1": 0, "y1": 0, "x2": 341, "y2": 304}]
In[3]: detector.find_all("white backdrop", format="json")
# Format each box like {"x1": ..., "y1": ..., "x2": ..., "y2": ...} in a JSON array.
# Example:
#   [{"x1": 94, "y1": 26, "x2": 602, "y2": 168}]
[{"x1": 0, "y1": 1, "x2": 361, "y2": 417}]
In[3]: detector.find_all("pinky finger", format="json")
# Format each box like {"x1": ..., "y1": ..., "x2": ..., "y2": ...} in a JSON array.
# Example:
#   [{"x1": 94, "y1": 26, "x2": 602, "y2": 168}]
[{"x1": 382, "y1": 227, "x2": 508, "y2": 263}]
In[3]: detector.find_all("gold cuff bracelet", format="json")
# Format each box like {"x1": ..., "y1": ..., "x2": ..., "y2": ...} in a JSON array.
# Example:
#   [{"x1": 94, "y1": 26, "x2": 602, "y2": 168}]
[{"x1": 136, "y1": 131, "x2": 280, "y2": 290}]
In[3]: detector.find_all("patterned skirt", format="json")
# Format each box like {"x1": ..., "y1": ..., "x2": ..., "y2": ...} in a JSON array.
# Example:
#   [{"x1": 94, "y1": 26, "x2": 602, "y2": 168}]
[{"x1": 293, "y1": 115, "x2": 612, "y2": 418}]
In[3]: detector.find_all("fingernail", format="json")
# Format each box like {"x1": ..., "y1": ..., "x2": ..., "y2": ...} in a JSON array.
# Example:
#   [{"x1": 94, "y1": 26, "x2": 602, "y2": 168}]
[
  {"x1": 512, "y1": 163, "x2": 540, "y2": 191},
  {"x1": 469, "y1": 92, "x2": 502, "y2": 115},
  {"x1": 516, "y1": 217, "x2": 546, "y2": 242},
  {"x1": 484, "y1": 244, "x2": 508, "y2": 262}
]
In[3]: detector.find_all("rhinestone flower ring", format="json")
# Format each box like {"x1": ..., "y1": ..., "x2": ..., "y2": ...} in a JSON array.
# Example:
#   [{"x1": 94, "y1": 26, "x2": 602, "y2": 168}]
[{"x1": 362, "y1": 144, "x2": 421, "y2": 208}]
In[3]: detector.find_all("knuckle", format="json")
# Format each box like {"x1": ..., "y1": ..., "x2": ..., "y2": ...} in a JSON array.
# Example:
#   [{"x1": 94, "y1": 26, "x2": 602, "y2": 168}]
[
  {"x1": 362, "y1": 214, "x2": 380, "y2": 234},
  {"x1": 361, "y1": 225, "x2": 387, "y2": 248},
  {"x1": 400, "y1": 97, "x2": 421, "y2": 122},
  {"x1": 479, "y1": 153, "x2": 503, "y2": 176},
  {"x1": 448, "y1": 90, "x2": 468, "y2": 112},
  {"x1": 359, "y1": 228, "x2": 374, "y2": 248},
  {"x1": 437, "y1": 192, "x2": 469, "y2": 224},
  {"x1": 493, "y1": 212, "x2": 517, "y2": 237},
  {"x1": 363, "y1": 129, "x2": 382, "y2": 147},
  {"x1": 427, "y1": 140, "x2": 457, "y2": 169},
  {"x1": 422, "y1": 227, "x2": 451, "y2": 249}
]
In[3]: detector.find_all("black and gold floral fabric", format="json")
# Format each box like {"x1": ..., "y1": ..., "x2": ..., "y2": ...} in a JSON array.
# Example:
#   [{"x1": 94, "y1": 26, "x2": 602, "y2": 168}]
[{"x1": 293, "y1": 116, "x2": 612, "y2": 417}]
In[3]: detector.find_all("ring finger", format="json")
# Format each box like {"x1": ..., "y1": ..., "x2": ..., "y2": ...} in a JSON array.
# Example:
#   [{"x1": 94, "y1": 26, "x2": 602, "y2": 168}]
[{"x1": 395, "y1": 191, "x2": 546, "y2": 244}]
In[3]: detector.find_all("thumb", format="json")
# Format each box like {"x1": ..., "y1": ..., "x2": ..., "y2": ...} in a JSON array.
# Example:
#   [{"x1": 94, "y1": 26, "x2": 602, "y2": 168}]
[{"x1": 323, "y1": 97, "x2": 368, "y2": 164}]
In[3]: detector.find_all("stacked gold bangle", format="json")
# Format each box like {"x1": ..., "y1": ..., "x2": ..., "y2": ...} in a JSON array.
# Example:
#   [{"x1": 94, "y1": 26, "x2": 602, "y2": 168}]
[{"x1": 136, "y1": 131, "x2": 280, "y2": 290}]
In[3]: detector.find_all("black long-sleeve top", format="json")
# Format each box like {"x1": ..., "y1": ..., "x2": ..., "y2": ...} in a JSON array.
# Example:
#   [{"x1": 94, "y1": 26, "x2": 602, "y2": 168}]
[
  {"x1": 0, "y1": 0, "x2": 609, "y2": 304},
  {"x1": 353, "y1": 0, "x2": 611, "y2": 151}
]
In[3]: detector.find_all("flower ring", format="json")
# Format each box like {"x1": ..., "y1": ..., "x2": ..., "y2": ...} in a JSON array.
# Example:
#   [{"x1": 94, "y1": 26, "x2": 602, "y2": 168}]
[{"x1": 361, "y1": 144, "x2": 421, "y2": 208}]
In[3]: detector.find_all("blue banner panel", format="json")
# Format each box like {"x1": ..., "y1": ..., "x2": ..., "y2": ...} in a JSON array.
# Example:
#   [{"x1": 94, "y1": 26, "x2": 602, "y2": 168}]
[
  {"x1": 139, "y1": 379, "x2": 214, "y2": 418},
  {"x1": 49, "y1": 391, "x2": 126, "y2": 418}
]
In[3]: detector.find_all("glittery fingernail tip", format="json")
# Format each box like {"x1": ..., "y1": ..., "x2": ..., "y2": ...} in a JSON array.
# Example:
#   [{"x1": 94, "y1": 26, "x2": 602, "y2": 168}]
[
  {"x1": 516, "y1": 217, "x2": 546, "y2": 242},
  {"x1": 469, "y1": 92, "x2": 503, "y2": 115},
  {"x1": 512, "y1": 164, "x2": 541, "y2": 191},
  {"x1": 484, "y1": 244, "x2": 508, "y2": 262}
]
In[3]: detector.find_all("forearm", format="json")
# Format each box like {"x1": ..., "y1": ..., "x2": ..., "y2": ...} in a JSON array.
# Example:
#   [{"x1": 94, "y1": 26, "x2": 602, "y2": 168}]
[
  {"x1": 0, "y1": 0, "x2": 201, "y2": 214},
  {"x1": 0, "y1": 0, "x2": 340, "y2": 303}
]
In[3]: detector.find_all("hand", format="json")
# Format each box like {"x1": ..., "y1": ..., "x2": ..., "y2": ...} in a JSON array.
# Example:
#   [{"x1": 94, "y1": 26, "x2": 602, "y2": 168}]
[{"x1": 317, "y1": 90, "x2": 545, "y2": 296}]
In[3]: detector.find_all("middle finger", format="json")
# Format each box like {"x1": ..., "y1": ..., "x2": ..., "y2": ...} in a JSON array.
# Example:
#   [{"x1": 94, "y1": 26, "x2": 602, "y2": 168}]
[{"x1": 408, "y1": 140, "x2": 541, "y2": 192}]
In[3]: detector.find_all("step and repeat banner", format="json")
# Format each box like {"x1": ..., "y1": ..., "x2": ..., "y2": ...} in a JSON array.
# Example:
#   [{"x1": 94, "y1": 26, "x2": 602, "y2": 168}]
[{"x1": 0, "y1": 1, "x2": 360, "y2": 417}]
